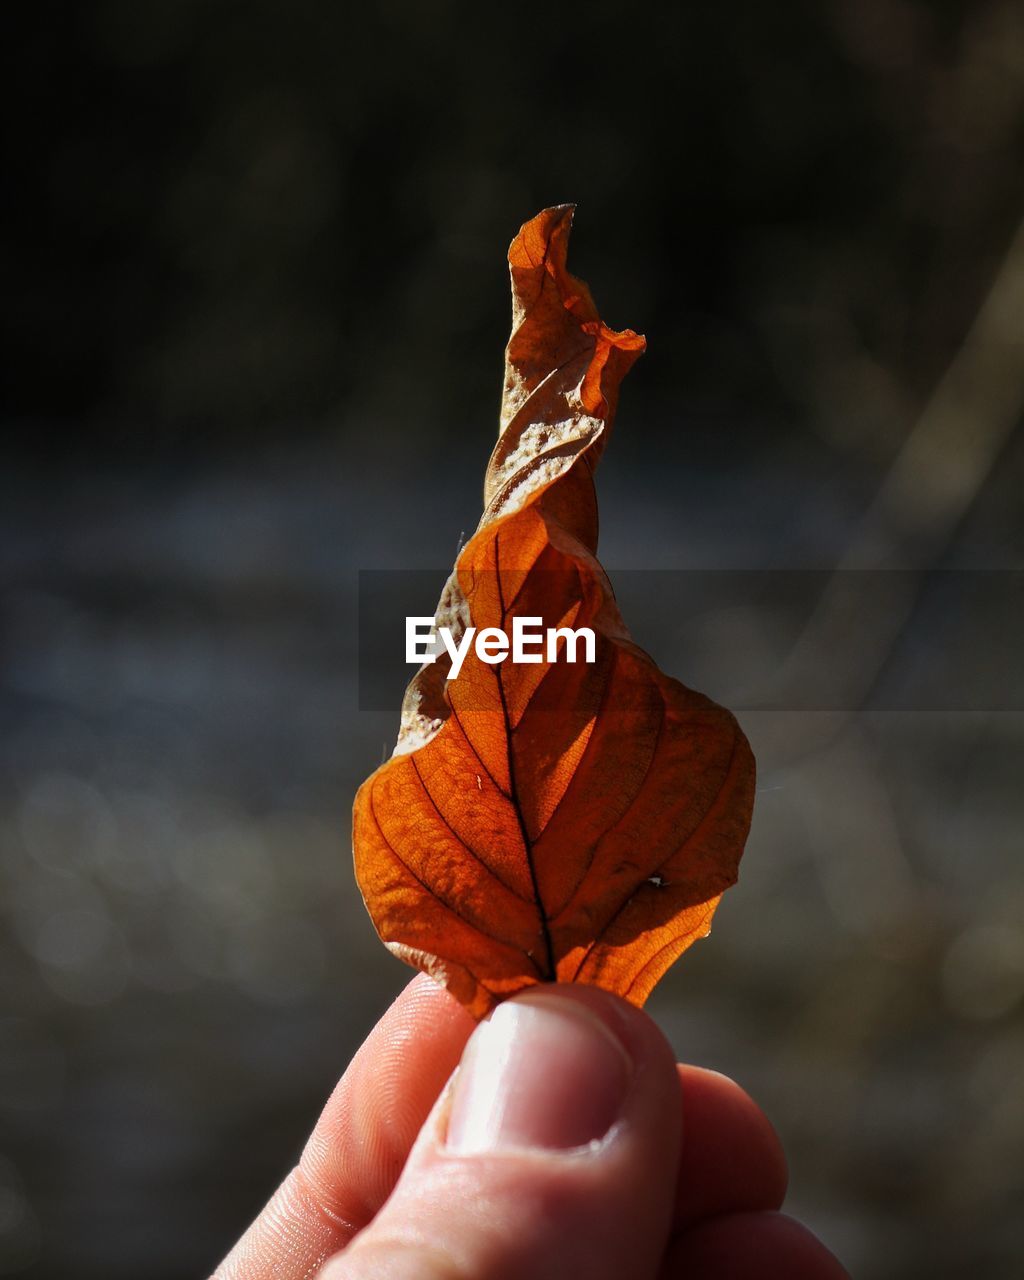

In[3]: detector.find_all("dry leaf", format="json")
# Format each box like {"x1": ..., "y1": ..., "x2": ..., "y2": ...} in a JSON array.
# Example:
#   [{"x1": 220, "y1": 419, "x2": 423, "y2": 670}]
[{"x1": 352, "y1": 205, "x2": 755, "y2": 1019}]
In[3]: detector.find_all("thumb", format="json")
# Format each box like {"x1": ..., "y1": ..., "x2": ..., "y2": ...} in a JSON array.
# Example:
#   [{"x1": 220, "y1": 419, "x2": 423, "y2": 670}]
[{"x1": 321, "y1": 984, "x2": 682, "y2": 1280}]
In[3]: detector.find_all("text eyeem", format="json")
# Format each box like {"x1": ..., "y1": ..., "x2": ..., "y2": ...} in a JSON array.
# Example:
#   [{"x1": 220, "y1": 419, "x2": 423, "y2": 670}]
[{"x1": 406, "y1": 616, "x2": 597, "y2": 680}]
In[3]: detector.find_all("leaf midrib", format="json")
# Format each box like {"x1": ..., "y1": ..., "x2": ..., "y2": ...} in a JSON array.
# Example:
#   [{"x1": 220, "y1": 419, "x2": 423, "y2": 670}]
[{"x1": 494, "y1": 531, "x2": 556, "y2": 981}]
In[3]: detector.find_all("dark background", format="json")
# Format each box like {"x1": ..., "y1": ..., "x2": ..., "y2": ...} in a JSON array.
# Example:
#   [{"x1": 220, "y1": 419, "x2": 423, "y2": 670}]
[{"x1": 2, "y1": 2, "x2": 1023, "y2": 1277}]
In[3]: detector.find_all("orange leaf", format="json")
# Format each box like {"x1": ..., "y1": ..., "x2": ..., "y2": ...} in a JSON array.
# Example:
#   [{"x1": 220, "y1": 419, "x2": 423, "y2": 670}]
[{"x1": 353, "y1": 205, "x2": 755, "y2": 1019}]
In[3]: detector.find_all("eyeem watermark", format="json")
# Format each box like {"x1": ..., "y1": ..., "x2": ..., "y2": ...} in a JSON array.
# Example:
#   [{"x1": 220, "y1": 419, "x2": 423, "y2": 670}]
[
  {"x1": 406, "y1": 616, "x2": 597, "y2": 679},
  {"x1": 360, "y1": 569, "x2": 1019, "y2": 712}
]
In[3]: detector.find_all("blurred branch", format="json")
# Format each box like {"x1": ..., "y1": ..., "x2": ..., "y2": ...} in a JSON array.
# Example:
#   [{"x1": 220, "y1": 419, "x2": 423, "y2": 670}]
[{"x1": 775, "y1": 215, "x2": 1024, "y2": 716}]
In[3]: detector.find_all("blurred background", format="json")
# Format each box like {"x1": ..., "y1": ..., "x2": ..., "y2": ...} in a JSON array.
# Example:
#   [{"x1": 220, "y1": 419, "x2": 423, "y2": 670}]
[{"x1": 2, "y1": 1, "x2": 1023, "y2": 1276}]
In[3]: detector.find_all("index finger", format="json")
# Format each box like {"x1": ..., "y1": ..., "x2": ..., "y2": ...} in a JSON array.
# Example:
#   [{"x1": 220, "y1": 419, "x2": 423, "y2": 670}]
[{"x1": 212, "y1": 975, "x2": 475, "y2": 1280}]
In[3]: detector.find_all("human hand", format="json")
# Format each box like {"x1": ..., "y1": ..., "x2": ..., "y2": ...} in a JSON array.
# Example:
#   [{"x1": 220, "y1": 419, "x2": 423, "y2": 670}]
[{"x1": 214, "y1": 978, "x2": 849, "y2": 1279}]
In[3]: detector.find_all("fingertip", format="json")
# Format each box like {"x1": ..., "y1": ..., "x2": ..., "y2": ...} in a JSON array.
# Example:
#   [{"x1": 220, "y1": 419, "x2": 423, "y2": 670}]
[
  {"x1": 214, "y1": 977, "x2": 476, "y2": 1280},
  {"x1": 301, "y1": 977, "x2": 476, "y2": 1227},
  {"x1": 399, "y1": 972, "x2": 479, "y2": 1029},
  {"x1": 675, "y1": 1065, "x2": 788, "y2": 1228}
]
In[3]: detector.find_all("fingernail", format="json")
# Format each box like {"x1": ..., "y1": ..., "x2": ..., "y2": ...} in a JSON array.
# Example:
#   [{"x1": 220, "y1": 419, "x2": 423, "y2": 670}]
[{"x1": 446, "y1": 992, "x2": 633, "y2": 1154}]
